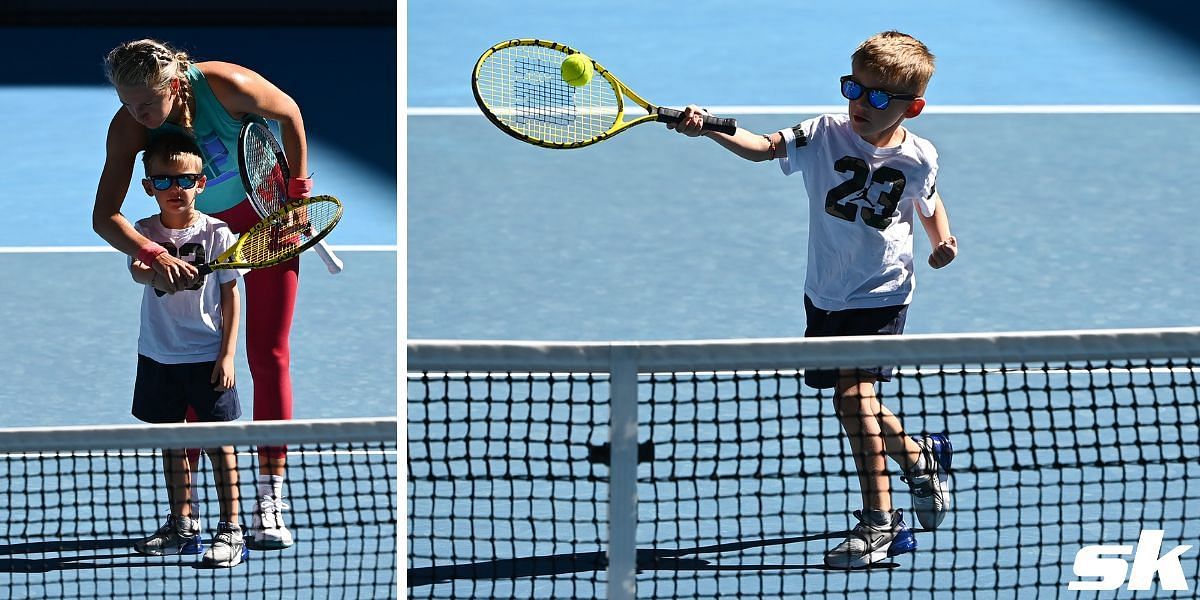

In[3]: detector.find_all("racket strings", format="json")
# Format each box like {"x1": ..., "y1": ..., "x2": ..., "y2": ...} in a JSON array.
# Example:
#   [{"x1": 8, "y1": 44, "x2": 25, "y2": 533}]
[
  {"x1": 476, "y1": 45, "x2": 620, "y2": 145},
  {"x1": 238, "y1": 199, "x2": 341, "y2": 266},
  {"x1": 243, "y1": 132, "x2": 287, "y2": 213}
]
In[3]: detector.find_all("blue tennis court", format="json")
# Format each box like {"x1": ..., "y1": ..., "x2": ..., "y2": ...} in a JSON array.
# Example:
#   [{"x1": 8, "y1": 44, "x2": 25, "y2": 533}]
[{"x1": 407, "y1": 1, "x2": 1200, "y2": 597}]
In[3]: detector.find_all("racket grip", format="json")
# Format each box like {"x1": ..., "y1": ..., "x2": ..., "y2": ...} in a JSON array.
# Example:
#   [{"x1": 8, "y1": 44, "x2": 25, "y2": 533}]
[
  {"x1": 655, "y1": 107, "x2": 738, "y2": 135},
  {"x1": 315, "y1": 239, "x2": 344, "y2": 274}
]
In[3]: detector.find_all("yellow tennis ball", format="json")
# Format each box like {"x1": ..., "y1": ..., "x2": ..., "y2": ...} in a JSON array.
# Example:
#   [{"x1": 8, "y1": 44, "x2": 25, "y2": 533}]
[{"x1": 561, "y1": 54, "x2": 594, "y2": 87}]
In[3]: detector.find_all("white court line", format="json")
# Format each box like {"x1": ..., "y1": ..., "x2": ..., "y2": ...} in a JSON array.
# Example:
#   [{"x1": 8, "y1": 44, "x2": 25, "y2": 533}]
[
  {"x1": 408, "y1": 104, "x2": 1200, "y2": 116},
  {"x1": 0, "y1": 245, "x2": 397, "y2": 254}
]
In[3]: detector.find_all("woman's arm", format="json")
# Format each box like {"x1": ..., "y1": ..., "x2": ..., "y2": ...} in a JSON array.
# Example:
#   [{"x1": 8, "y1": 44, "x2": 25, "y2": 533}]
[
  {"x1": 95, "y1": 110, "x2": 198, "y2": 291},
  {"x1": 201, "y1": 62, "x2": 309, "y2": 179}
]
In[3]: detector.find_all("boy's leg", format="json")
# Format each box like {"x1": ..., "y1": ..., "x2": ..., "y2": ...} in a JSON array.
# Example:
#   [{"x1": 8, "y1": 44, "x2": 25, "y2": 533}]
[
  {"x1": 871, "y1": 397, "x2": 925, "y2": 471},
  {"x1": 836, "y1": 371, "x2": 953, "y2": 531},
  {"x1": 833, "y1": 373, "x2": 894, "y2": 511},
  {"x1": 163, "y1": 447, "x2": 193, "y2": 518},
  {"x1": 133, "y1": 448, "x2": 202, "y2": 556},
  {"x1": 201, "y1": 445, "x2": 248, "y2": 568},
  {"x1": 824, "y1": 373, "x2": 919, "y2": 567},
  {"x1": 205, "y1": 446, "x2": 240, "y2": 524}
]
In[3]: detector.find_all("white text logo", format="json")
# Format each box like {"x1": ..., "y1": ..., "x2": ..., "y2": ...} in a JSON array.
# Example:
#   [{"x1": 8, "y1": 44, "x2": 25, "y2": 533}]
[{"x1": 1069, "y1": 530, "x2": 1192, "y2": 591}]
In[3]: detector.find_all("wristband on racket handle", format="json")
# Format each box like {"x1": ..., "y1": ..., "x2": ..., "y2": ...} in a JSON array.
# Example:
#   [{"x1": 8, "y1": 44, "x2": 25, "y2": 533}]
[
  {"x1": 137, "y1": 242, "x2": 168, "y2": 265},
  {"x1": 288, "y1": 177, "x2": 313, "y2": 199}
]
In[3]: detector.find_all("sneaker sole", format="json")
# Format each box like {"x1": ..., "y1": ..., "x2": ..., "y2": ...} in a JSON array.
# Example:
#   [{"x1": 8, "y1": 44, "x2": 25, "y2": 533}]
[
  {"x1": 246, "y1": 537, "x2": 293, "y2": 551},
  {"x1": 201, "y1": 545, "x2": 250, "y2": 568},
  {"x1": 824, "y1": 526, "x2": 917, "y2": 568}
]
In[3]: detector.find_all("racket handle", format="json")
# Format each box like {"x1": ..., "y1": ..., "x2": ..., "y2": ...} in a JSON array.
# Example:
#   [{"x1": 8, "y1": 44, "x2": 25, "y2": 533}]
[
  {"x1": 315, "y1": 239, "x2": 344, "y2": 274},
  {"x1": 655, "y1": 107, "x2": 738, "y2": 135}
]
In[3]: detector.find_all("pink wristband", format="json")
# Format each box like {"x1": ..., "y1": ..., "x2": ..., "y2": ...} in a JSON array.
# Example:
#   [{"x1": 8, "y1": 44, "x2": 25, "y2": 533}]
[
  {"x1": 288, "y1": 177, "x2": 313, "y2": 198},
  {"x1": 137, "y1": 242, "x2": 168, "y2": 265}
]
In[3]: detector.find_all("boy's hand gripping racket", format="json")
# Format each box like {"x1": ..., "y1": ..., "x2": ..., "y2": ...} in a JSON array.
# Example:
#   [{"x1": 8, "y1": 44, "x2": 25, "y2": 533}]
[
  {"x1": 238, "y1": 120, "x2": 344, "y2": 273},
  {"x1": 199, "y1": 195, "x2": 343, "y2": 274},
  {"x1": 472, "y1": 39, "x2": 737, "y2": 149}
]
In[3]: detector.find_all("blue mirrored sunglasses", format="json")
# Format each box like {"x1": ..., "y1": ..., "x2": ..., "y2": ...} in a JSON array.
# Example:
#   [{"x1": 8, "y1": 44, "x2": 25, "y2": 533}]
[
  {"x1": 147, "y1": 174, "x2": 201, "y2": 191},
  {"x1": 840, "y1": 76, "x2": 918, "y2": 111}
]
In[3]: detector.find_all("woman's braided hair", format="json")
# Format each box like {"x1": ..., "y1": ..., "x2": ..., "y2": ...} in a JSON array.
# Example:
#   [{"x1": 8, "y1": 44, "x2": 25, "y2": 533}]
[{"x1": 104, "y1": 39, "x2": 195, "y2": 132}]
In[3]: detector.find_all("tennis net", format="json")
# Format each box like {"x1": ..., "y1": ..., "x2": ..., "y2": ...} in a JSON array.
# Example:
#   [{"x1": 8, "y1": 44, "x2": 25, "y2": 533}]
[
  {"x1": 0, "y1": 417, "x2": 397, "y2": 599},
  {"x1": 407, "y1": 328, "x2": 1200, "y2": 599}
]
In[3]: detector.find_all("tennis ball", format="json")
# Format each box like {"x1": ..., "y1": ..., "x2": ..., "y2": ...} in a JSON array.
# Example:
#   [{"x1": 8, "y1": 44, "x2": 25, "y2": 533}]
[{"x1": 561, "y1": 54, "x2": 594, "y2": 87}]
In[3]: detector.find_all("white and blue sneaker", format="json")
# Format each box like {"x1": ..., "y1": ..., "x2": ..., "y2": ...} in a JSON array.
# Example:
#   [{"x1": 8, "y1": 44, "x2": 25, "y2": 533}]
[
  {"x1": 201, "y1": 521, "x2": 249, "y2": 568},
  {"x1": 901, "y1": 433, "x2": 953, "y2": 530},
  {"x1": 824, "y1": 509, "x2": 917, "y2": 568},
  {"x1": 134, "y1": 514, "x2": 203, "y2": 556}
]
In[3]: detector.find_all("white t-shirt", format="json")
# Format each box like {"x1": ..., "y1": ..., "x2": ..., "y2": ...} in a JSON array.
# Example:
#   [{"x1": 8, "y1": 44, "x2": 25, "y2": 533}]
[
  {"x1": 131, "y1": 213, "x2": 245, "y2": 364},
  {"x1": 777, "y1": 113, "x2": 938, "y2": 311}
]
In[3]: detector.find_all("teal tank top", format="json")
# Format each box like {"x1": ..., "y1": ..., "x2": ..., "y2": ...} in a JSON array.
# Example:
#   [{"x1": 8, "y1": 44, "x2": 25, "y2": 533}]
[{"x1": 151, "y1": 65, "x2": 263, "y2": 213}]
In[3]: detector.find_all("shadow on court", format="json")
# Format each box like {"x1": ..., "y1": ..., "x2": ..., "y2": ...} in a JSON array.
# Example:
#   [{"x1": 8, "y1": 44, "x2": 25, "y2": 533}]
[
  {"x1": 407, "y1": 531, "x2": 898, "y2": 587},
  {"x1": 1095, "y1": 0, "x2": 1200, "y2": 56},
  {"x1": 0, "y1": 26, "x2": 396, "y2": 179},
  {"x1": 0, "y1": 538, "x2": 163, "y2": 572}
]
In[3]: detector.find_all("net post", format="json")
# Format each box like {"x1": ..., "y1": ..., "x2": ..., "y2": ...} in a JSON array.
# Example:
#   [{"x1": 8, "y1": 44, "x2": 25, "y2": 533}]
[{"x1": 607, "y1": 343, "x2": 638, "y2": 600}]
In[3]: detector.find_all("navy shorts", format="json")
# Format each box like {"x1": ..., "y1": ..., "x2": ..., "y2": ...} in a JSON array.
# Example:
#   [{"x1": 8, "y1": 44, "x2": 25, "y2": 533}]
[
  {"x1": 132, "y1": 355, "x2": 242, "y2": 423},
  {"x1": 803, "y1": 295, "x2": 908, "y2": 389}
]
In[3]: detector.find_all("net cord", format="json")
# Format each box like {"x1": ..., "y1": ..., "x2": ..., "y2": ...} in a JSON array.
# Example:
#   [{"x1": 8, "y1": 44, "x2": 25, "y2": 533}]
[
  {"x1": 408, "y1": 326, "x2": 1200, "y2": 373},
  {"x1": 0, "y1": 417, "x2": 397, "y2": 452}
]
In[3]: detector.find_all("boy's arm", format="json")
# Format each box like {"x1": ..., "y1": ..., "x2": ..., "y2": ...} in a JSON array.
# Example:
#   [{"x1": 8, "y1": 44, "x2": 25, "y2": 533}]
[
  {"x1": 918, "y1": 190, "x2": 958, "y2": 269},
  {"x1": 669, "y1": 105, "x2": 779, "y2": 162},
  {"x1": 211, "y1": 279, "x2": 240, "y2": 391}
]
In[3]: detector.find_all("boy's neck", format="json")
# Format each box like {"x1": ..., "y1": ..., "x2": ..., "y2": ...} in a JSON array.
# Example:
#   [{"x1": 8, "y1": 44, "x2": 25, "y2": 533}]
[
  {"x1": 159, "y1": 210, "x2": 200, "y2": 230},
  {"x1": 860, "y1": 123, "x2": 906, "y2": 148}
]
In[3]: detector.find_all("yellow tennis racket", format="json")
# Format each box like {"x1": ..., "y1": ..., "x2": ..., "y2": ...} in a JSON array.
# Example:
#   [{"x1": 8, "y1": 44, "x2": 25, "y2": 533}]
[
  {"x1": 199, "y1": 195, "x2": 343, "y2": 274},
  {"x1": 472, "y1": 39, "x2": 737, "y2": 149}
]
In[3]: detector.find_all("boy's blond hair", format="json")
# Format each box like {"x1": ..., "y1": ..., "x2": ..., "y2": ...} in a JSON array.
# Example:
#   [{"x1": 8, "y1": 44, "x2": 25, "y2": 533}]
[
  {"x1": 852, "y1": 31, "x2": 935, "y2": 95},
  {"x1": 142, "y1": 132, "x2": 204, "y2": 173}
]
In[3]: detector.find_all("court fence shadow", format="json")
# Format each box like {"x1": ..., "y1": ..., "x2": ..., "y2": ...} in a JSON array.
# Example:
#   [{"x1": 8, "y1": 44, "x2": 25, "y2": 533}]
[{"x1": 407, "y1": 530, "x2": 898, "y2": 588}]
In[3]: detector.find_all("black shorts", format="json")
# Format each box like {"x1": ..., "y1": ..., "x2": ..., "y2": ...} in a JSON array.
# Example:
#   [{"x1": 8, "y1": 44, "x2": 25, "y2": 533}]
[
  {"x1": 803, "y1": 295, "x2": 908, "y2": 389},
  {"x1": 132, "y1": 355, "x2": 242, "y2": 423}
]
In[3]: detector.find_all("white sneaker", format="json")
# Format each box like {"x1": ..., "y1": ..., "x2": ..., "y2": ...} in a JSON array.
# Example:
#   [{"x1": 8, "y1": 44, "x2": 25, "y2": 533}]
[
  {"x1": 201, "y1": 521, "x2": 248, "y2": 568},
  {"x1": 824, "y1": 509, "x2": 917, "y2": 568},
  {"x1": 901, "y1": 433, "x2": 953, "y2": 530},
  {"x1": 134, "y1": 514, "x2": 202, "y2": 556},
  {"x1": 249, "y1": 494, "x2": 294, "y2": 549}
]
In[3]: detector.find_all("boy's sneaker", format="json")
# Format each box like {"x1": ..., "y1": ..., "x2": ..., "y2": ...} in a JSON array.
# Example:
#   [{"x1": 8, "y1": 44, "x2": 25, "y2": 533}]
[
  {"x1": 901, "y1": 433, "x2": 953, "y2": 529},
  {"x1": 134, "y1": 514, "x2": 203, "y2": 556},
  {"x1": 201, "y1": 521, "x2": 248, "y2": 568},
  {"x1": 824, "y1": 509, "x2": 917, "y2": 568},
  {"x1": 248, "y1": 494, "x2": 294, "y2": 549}
]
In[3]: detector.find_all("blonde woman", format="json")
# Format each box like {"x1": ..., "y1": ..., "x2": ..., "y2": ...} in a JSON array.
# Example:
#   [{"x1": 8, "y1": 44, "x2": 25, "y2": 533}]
[{"x1": 96, "y1": 38, "x2": 304, "y2": 551}]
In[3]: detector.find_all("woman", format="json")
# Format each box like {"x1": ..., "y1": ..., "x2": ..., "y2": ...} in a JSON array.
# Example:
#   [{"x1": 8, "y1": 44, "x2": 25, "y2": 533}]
[{"x1": 96, "y1": 38, "x2": 306, "y2": 550}]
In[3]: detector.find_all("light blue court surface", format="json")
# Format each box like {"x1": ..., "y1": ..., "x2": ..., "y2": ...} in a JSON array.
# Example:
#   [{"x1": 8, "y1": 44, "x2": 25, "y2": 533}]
[{"x1": 407, "y1": 1, "x2": 1200, "y2": 598}]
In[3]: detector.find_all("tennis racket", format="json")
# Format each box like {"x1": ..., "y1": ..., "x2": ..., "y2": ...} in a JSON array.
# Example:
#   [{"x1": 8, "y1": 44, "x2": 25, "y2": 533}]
[
  {"x1": 238, "y1": 120, "x2": 344, "y2": 274},
  {"x1": 472, "y1": 39, "x2": 737, "y2": 149},
  {"x1": 199, "y1": 195, "x2": 343, "y2": 274}
]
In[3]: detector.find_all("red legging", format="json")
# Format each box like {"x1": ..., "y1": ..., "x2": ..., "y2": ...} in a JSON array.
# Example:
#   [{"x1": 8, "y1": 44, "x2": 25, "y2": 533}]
[{"x1": 188, "y1": 199, "x2": 296, "y2": 462}]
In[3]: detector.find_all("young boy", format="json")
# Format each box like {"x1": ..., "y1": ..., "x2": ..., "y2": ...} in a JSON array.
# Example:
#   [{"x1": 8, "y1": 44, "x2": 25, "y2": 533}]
[
  {"x1": 670, "y1": 31, "x2": 957, "y2": 567},
  {"x1": 128, "y1": 132, "x2": 249, "y2": 568}
]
